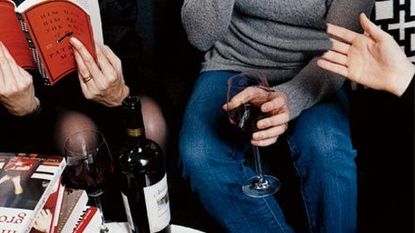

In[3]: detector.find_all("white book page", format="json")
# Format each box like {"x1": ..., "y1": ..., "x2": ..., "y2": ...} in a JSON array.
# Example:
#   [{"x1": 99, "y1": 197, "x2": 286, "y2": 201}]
[
  {"x1": 71, "y1": 0, "x2": 103, "y2": 44},
  {"x1": 15, "y1": 0, "x2": 46, "y2": 12}
]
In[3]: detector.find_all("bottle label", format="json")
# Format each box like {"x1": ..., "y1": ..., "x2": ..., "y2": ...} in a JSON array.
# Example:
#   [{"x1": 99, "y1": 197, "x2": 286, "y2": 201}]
[
  {"x1": 143, "y1": 174, "x2": 171, "y2": 232},
  {"x1": 121, "y1": 192, "x2": 136, "y2": 232}
]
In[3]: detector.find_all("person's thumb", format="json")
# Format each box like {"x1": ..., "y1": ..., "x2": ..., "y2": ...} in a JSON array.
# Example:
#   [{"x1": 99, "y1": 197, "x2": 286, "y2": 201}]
[{"x1": 360, "y1": 13, "x2": 386, "y2": 41}]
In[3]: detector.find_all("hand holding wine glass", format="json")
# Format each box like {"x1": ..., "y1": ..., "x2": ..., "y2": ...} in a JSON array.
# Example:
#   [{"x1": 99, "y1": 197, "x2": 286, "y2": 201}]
[
  {"x1": 62, "y1": 129, "x2": 114, "y2": 233},
  {"x1": 223, "y1": 72, "x2": 289, "y2": 197}
]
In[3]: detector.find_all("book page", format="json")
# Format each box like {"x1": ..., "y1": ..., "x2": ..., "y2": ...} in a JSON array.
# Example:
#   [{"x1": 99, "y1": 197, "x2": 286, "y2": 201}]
[
  {"x1": 71, "y1": 0, "x2": 103, "y2": 44},
  {"x1": 0, "y1": 0, "x2": 35, "y2": 69},
  {"x1": 20, "y1": 0, "x2": 96, "y2": 84}
]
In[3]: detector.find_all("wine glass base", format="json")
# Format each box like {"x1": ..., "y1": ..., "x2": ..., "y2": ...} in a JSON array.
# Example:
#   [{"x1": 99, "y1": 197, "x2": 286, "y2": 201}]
[{"x1": 242, "y1": 175, "x2": 280, "y2": 198}]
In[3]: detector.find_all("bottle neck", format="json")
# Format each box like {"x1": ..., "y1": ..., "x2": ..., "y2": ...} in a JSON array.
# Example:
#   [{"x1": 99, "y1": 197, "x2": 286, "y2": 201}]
[
  {"x1": 122, "y1": 96, "x2": 146, "y2": 142},
  {"x1": 126, "y1": 126, "x2": 145, "y2": 142}
]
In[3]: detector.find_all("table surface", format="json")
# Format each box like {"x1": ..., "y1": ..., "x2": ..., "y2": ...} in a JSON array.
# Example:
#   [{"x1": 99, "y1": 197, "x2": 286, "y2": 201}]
[{"x1": 106, "y1": 222, "x2": 205, "y2": 233}]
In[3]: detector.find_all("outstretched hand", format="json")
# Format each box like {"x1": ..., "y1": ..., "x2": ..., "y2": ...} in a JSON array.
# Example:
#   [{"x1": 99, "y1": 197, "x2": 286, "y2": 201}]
[
  {"x1": 70, "y1": 37, "x2": 129, "y2": 107},
  {"x1": 223, "y1": 86, "x2": 289, "y2": 147},
  {"x1": 317, "y1": 13, "x2": 415, "y2": 96},
  {"x1": 0, "y1": 42, "x2": 39, "y2": 116}
]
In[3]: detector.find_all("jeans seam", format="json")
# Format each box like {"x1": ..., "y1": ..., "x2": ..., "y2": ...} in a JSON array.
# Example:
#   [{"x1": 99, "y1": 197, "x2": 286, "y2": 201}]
[{"x1": 287, "y1": 137, "x2": 315, "y2": 233}]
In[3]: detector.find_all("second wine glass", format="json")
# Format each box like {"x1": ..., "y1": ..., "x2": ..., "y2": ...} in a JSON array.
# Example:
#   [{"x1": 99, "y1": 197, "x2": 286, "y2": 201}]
[
  {"x1": 62, "y1": 129, "x2": 114, "y2": 233},
  {"x1": 227, "y1": 72, "x2": 281, "y2": 198}
]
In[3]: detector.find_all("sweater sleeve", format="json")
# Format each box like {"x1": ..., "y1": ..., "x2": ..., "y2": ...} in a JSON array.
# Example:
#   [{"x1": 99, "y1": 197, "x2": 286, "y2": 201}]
[
  {"x1": 181, "y1": 0, "x2": 235, "y2": 51},
  {"x1": 400, "y1": 78, "x2": 414, "y2": 108},
  {"x1": 273, "y1": 0, "x2": 375, "y2": 119}
]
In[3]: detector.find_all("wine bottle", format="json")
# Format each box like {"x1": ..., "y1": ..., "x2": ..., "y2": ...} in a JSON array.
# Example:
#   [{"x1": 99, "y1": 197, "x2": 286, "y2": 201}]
[{"x1": 118, "y1": 96, "x2": 171, "y2": 233}]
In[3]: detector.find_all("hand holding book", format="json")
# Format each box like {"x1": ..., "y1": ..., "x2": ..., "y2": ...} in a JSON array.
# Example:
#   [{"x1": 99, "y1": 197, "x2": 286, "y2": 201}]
[
  {"x1": 0, "y1": 42, "x2": 40, "y2": 116},
  {"x1": 70, "y1": 37, "x2": 130, "y2": 107}
]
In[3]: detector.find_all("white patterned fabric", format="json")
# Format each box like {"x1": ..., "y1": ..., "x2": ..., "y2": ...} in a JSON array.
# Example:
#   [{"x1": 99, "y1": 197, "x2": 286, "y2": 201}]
[{"x1": 373, "y1": 0, "x2": 415, "y2": 62}]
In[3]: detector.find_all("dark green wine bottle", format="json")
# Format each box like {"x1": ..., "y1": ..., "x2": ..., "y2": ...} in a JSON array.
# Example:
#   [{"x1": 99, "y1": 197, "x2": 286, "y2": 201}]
[{"x1": 118, "y1": 96, "x2": 171, "y2": 233}]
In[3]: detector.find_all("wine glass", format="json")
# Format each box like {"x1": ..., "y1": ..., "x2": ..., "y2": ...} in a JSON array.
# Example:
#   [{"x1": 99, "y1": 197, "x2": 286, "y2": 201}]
[
  {"x1": 227, "y1": 72, "x2": 281, "y2": 198},
  {"x1": 62, "y1": 129, "x2": 113, "y2": 233}
]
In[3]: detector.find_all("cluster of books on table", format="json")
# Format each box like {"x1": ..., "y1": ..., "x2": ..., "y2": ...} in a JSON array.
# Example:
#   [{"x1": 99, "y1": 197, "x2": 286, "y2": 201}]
[{"x1": 0, "y1": 153, "x2": 101, "y2": 233}]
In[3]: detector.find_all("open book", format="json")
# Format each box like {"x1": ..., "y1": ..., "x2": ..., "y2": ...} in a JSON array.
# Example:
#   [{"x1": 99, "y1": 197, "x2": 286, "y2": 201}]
[
  {"x1": 0, "y1": 0, "x2": 103, "y2": 85},
  {"x1": 0, "y1": 153, "x2": 66, "y2": 233}
]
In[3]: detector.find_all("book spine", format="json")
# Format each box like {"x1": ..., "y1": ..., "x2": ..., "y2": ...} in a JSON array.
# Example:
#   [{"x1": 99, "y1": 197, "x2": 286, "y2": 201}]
[{"x1": 16, "y1": 13, "x2": 51, "y2": 86}]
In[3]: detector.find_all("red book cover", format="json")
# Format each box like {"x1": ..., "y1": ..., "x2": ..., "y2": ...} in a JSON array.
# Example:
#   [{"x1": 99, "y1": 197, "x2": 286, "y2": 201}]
[
  {"x1": 0, "y1": 0, "x2": 35, "y2": 69},
  {"x1": 30, "y1": 179, "x2": 64, "y2": 233},
  {"x1": 0, "y1": 153, "x2": 66, "y2": 233},
  {"x1": 0, "y1": 0, "x2": 97, "y2": 85}
]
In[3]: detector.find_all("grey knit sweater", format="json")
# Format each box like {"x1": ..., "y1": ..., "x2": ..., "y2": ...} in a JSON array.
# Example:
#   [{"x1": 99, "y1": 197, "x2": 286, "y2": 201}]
[{"x1": 182, "y1": 0, "x2": 374, "y2": 119}]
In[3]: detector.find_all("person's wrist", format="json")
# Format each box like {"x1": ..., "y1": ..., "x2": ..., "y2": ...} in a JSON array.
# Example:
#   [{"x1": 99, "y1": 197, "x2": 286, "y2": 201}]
[
  {"x1": 111, "y1": 85, "x2": 130, "y2": 107},
  {"x1": 12, "y1": 98, "x2": 42, "y2": 119},
  {"x1": 390, "y1": 63, "x2": 415, "y2": 96},
  {"x1": 25, "y1": 97, "x2": 42, "y2": 117}
]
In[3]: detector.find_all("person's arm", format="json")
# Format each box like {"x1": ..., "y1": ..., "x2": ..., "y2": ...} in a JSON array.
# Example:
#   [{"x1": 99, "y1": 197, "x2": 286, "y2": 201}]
[
  {"x1": 317, "y1": 14, "x2": 415, "y2": 97},
  {"x1": 181, "y1": 0, "x2": 235, "y2": 51},
  {"x1": 272, "y1": 0, "x2": 375, "y2": 119}
]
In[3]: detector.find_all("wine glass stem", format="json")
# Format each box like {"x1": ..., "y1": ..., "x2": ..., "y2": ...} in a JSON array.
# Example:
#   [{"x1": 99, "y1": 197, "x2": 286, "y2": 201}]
[
  {"x1": 91, "y1": 192, "x2": 108, "y2": 232},
  {"x1": 253, "y1": 146, "x2": 265, "y2": 183}
]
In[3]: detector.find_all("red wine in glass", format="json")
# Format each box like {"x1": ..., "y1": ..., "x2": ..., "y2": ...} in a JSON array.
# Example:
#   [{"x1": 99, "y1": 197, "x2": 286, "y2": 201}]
[
  {"x1": 229, "y1": 103, "x2": 267, "y2": 133},
  {"x1": 227, "y1": 72, "x2": 281, "y2": 198},
  {"x1": 62, "y1": 129, "x2": 113, "y2": 233}
]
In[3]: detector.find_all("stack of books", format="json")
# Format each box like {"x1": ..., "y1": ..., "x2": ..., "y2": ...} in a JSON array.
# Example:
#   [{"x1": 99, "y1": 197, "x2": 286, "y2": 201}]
[{"x1": 0, "y1": 152, "x2": 101, "y2": 233}]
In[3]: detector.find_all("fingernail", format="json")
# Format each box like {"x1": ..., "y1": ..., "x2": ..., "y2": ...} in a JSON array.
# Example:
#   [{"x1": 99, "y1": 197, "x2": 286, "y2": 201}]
[{"x1": 70, "y1": 37, "x2": 81, "y2": 47}]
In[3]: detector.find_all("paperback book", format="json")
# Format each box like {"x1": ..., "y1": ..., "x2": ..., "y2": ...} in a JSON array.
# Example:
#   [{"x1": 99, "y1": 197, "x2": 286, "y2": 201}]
[{"x1": 0, "y1": 0, "x2": 102, "y2": 85}]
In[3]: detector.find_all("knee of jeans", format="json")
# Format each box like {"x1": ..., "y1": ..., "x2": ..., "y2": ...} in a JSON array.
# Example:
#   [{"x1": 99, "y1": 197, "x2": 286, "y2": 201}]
[
  {"x1": 179, "y1": 133, "x2": 215, "y2": 186},
  {"x1": 288, "y1": 126, "x2": 356, "y2": 176}
]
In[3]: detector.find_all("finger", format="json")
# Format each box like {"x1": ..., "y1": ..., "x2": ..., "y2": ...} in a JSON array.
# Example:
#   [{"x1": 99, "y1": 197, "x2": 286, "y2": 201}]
[
  {"x1": 94, "y1": 44, "x2": 116, "y2": 89},
  {"x1": 327, "y1": 23, "x2": 359, "y2": 44},
  {"x1": 46, "y1": 209, "x2": 51, "y2": 216},
  {"x1": 0, "y1": 42, "x2": 17, "y2": 64},
  {"x1": 359, "y1": 13, "x2": 388, "y2": 42},
  {"x1": 1, "y1": 43, "x2": 28, "y2": 89},
  {"x1": 73, "y1": 50, "x2": 96, "y2": 94},
  {"x1": 227, "y1": 87, "x2": 266, "y2": 110},
  {"x1": 70, "y1": 37, "x2": 103, "y2": 83},
  {"x1": 73, "y1": 50, "x2": 90, "y2": 79},
  {"x1": 260, "y1": 92, "x2": 286, "y2": 113},
  {"x1": 330, "y1": 38, "x2": 350, "y2": 54},
  {"x1": 0, "y1": 42, "x2": 16, "y2": 85},
  {"x1": 317, "y1": 59, "x2": 348, "y2": 77},
  {"x1": 252, "y1": 124, "x2": 287, "y2": 141},
  {"x1": 257, "y1": 111, "x2": 289, "y2": 129},
  {"x1": 320, "y1": 50, "x2": 348, "y2": 66},
  {"x1": 101, "y1": 44, "x2": 122, "y2": 73},
  {"x1": 251, "y1": 137, "x2": 278, "y2": 147}
]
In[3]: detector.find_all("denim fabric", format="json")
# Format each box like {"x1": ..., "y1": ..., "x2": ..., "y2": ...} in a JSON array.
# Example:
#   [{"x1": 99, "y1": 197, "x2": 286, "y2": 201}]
[{"x1": 179, "y1": 71, "x2": 356, "y2": 233}]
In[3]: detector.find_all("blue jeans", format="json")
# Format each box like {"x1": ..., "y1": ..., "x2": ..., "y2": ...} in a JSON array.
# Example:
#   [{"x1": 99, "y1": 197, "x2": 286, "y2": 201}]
[{"x1": 179, "y1": 71, "x2": 356, "y2": 233}]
